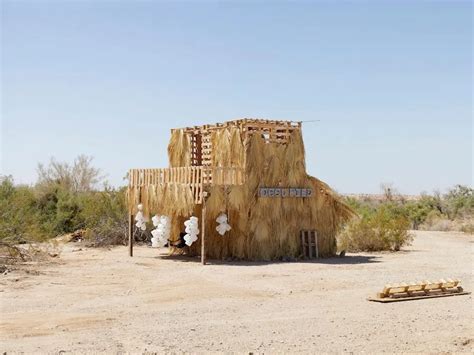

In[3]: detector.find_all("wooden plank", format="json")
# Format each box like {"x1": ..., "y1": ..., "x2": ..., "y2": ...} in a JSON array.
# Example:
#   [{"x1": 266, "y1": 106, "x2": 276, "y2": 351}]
[
  {"x1": 201, "y1": 192, "x2": 208, "y2": 265},
  {"x1": 128, "y1": 213, "x2": 133, "y2": 257},
  {"x1": 368, "y1": 291, "x2": 470, "y2": 303},
  {"x1": 199, "y1": 167, "x2": 204, "y2": 203},
  {"x1": 308, "y1": 232, "x2": 313, "y2": 258},
  {"x1": 300, "y1": 231, "x2": 305, "y2": 258},
  {"x1": 314, "y1": 231, "x2": 319, "y2": 258}
]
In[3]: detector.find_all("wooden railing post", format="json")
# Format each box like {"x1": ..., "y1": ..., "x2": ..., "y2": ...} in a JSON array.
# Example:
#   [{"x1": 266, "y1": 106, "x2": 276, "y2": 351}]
[
  {"x1": 128, "y1": 211, "x2": 133, "y2": 257},
  {"x1": 201, "y1": 191, "x2": 208, "y2": 265}
]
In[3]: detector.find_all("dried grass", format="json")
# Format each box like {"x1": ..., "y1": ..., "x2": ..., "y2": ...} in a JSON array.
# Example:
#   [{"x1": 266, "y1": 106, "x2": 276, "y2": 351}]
[
  {"x1": 228, "y1": 185, "x2": 246, "y2": 211},
  {"x1": 206, "y1": 185, "x2": 226, "y2": 217},
  {"x1": 245, "y1": 133, "x2": 266, "y2": 177},
  {"x1": 229, "y1": 127, "x2": 245, "y2": 167},
  {"x1": 133, "y1": 122, "x2": 354, "y2": 260},
  {"x1": 211, "y1": 128, "x2": 232, "y2": 167},
  {"x1": 168, "y1": 129, "x2": 190, "y2": 167},
  {"x1": 128, "y1": 183, "x2": 194, "y2": 220}
]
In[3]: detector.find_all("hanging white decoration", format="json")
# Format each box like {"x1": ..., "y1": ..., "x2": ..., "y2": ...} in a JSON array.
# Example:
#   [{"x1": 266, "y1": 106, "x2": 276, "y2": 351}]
[
  {"x1": 183, "y1": 216, "x2": 199, "y2": 246},
  {"x1": 151, "y1": 215, "x2": 160, "y2": 227},
  {"x1": 134, "y1": 204, "x2": 147, "y2": 231},
  {"x1": 151, "y1": 215, "x2": 171, "y2": 248},
  {"x1": 215, "y1": 213, "x2": 232, "y2": 236}
]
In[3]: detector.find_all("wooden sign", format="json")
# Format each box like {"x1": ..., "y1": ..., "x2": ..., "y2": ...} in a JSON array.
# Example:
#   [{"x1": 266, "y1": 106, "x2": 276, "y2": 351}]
[{"x1": 259, "y1": 187, "x2": 312, "y2": 198}]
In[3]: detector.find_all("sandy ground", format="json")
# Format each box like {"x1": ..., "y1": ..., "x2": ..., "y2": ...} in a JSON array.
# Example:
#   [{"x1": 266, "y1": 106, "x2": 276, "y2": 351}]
[{"x1": 1, "y1": 230, "x2": 473, "y2": 354}]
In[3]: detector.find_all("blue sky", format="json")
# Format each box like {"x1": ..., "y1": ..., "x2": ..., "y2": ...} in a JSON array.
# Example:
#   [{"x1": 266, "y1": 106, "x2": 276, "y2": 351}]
[{"x1": 1, "y1": 0, "x2": 472, "y2": 194}]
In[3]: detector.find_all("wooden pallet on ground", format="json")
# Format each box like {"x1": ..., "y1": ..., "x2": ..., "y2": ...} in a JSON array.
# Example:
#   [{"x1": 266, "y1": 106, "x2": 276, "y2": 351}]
[{"x1": 368, "y1": 279, "x2": 470, "y2": 303}]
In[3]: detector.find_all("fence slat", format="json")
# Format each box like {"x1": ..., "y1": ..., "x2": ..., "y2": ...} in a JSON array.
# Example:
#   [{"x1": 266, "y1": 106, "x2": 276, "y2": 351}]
[{"x1": 128, "y1": 166, "x2": 244, "y2": 204}]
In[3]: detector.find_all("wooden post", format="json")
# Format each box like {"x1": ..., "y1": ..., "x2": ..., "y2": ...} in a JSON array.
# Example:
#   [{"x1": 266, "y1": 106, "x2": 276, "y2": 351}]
[
  {"x1": 201, "y1": 191, "x2": 208, "y2": 265},
  {"x1": 315, "y1": 231, "x2": 319, "y2": 259},
  {"x1": 128, "y1": 211, "x2": 133, "y2": 257},
  {"x1": 300, "y1": 231, "x2": 305, "y2": 259},
  {"x1": 129, "y1": 186, "x2": 142, "y2": 257}
]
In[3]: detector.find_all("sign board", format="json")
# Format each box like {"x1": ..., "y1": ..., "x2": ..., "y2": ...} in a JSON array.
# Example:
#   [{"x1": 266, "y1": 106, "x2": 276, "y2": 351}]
[{"x1": 258, "y1": 187, "x2": 313, "y2": 198}]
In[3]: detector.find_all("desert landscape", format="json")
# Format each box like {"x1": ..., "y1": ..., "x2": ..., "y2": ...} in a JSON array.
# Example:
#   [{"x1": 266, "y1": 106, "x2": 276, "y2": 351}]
[
  {"x1": 1, "y1": 230, "x2": 472, "y2": 354},
  {"x1": 2, "y1": 1, "x2": 472, "y2": 354}
]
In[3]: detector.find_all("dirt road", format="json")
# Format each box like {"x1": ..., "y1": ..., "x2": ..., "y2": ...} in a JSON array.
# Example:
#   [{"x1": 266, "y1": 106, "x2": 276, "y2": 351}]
[{"x1": 1, "y1": 231, "x2": 472, "y2": 354}]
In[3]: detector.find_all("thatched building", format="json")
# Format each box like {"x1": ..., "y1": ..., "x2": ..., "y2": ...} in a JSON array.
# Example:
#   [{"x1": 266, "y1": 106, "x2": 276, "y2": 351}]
[{"x1": 128, "y1": 118, "x2": 353, "y2": 262}]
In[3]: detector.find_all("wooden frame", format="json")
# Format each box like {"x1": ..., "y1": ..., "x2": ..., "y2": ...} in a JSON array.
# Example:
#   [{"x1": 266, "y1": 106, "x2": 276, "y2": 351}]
[
  {"x1": 175, "y1": 118, "x2": 302, "y2": 166},
  {"x1": 301, "y1": 230, "x2": 318, "y2": 259},
  {"x1": 368, "y1": 279, "x2": 470, "y2": 302}
]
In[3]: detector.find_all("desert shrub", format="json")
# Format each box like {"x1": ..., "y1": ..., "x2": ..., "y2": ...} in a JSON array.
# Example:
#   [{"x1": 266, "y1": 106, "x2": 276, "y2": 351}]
[
  {"x1": 78, "y1": 186, "x2": 128, "y2": 246},
  {"x1": 345, "y1": 185, "x2": 474, "y2": 233},
  {"x1": 344, "y1": 197, "x2": 378, "y2": 218},
  {"x1": 338, "y1": 206, "x2": 413, "y2": 252},
  {"x1": 443, "y1": 185, "x2": 474, "y2": 219},
  {"x1": 460, "y1": 222, "x2": 474, "y2": 234},
  {"x1": 0, "y1": 176, "x2": 46, "y2": 244},
  {"x1": 33, "y1": 183, "x2": 84, "y2": 236},
  {"x1": 404, "y1": 195, "x2": 442, "y2": 229},
  {"x1": 416, "y1": 186, "x2": 473, "y2": 232},
  {"x1": 420, "y1": 209, "x2": 474, "y2": 233}
]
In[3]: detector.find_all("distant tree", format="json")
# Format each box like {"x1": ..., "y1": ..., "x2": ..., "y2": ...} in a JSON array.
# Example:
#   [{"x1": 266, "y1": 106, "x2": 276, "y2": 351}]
[
  {"x1": 380, "y1": 182, "x2": 399, "y2": 201},
  {"x1": 443, "y1": 185, "x2": 474, "y2": 219},
  {"x1": 37, "y1": 155, "x2": 103, "y2": 193}
]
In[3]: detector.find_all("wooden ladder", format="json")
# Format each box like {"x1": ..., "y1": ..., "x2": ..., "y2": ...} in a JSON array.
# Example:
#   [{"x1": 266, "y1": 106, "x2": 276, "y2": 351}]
[{"x1": 301, "y1": 230, "x2": 318, "y2": 259}]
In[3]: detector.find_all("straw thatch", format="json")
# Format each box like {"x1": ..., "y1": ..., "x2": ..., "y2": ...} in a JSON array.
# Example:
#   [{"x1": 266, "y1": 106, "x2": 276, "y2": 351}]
[
  {"x1": 136, "y1": 120, "x2": 355, "y2": 260},
  {"x1": 168, "y1": 129, "x2": 190, "y2": 167},
  {"x1": 185, "y1": 125, "x2": 354, "y2": 260}
]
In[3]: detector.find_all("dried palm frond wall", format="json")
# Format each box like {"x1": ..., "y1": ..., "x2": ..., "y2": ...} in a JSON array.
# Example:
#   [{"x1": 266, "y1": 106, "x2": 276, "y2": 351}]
[
  {"x1": 192, "y1": 128, "x2": 353, "y2": 260},
  {"x1": 131, "y1": 124, "x2": 354, "y2": 259},
  {"x1": 168, "y1": 129, "x2": 190, "y2": 167}
]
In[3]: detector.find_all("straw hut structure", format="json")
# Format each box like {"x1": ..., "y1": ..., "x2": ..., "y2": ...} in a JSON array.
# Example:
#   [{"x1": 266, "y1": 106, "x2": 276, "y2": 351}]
[{"x1": 128, "y1": 118, "x2": 353, "y2": 262}]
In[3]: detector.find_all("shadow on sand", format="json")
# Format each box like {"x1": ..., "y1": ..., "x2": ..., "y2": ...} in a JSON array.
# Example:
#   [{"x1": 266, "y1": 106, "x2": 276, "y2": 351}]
[{"x1": 158, "y1": 254, "x2": 381, "y2": 266}]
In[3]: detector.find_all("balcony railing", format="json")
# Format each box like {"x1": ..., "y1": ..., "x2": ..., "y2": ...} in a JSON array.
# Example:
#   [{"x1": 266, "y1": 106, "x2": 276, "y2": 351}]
[{"x1": 128, "y1": 166, "x2": 244, "y2": 204}]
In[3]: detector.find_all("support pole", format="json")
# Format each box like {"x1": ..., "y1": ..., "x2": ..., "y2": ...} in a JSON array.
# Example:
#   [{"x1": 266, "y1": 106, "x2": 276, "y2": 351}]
[
  {"x1": 201, "y1": 192, "x2": 208, "y2": 265},
  {"x1": 128, "y1": 212, "x2": 133, "y2": 257},
  {"x1": 128, "y1": 185, "x2": 141, "y2": 258}
]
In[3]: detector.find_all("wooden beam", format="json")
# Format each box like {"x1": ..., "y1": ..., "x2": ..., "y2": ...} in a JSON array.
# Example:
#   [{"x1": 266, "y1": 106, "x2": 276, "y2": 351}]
[
  {"x1": 201, "y1": 191, "x2": 208, "y2": 265},
  {"x1": 128, "y1": 212, "x2": 133, "y2": 257},
  {"x1": 314, "y1": 231, "x2": 319, "y2": 258}
]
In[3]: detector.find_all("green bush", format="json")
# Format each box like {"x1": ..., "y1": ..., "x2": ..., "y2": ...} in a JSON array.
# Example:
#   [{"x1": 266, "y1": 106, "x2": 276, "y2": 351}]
[
  {"x1": 443, "y1": 185, "x2": 474, "y2": 219},
  {"x1": 0, "y1": 176, "x2": 46, "y2": 244},
  {"x1": 344, "y1": 185, "x2": 473, "y2": 233},
  {"x1": 0, "y1": 154, "x2": 128, "y2": 248},
  {"x1": 78, "y1": 186, "x2": 128, "y2": 246},
  {"x1": 338, "y1": 206, "x2": 413, "y2": 252}
]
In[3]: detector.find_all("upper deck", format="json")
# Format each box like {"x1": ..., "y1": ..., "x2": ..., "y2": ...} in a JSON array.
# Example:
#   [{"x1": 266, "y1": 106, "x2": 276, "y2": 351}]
[{"x1": 173, "y1": 118, "x2": 302, "y2": 167}]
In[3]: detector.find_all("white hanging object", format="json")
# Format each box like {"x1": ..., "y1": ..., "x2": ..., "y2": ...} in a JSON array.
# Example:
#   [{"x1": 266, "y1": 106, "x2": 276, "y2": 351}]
[
  {"x1": 216, "y1": 214, "x2": 228, "y2": 224},
  {"x1": 183, "y1": 216, "x2": 199, "y2": 246},
  {"x1": 135, "y1": 211, "x2": 144, "y2": 222},
  {"x1": 134, "y1": 207, "x2": 147, "y2": 231},
  {"x1": 151, "y1": 215, "x2": 160, "y2": 227},
  {"x1": 150, "y1": 215, "x2": 171, "y2": 248},
  {"x1": 215, "y1": 213, "x2": 231, "y2": 236}
]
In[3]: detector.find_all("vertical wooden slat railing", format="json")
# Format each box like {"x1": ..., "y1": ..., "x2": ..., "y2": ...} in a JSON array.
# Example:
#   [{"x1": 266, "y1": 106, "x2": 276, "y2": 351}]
[{"x1": 128, "y1": 166, "x2": 244, "y2": 204}]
